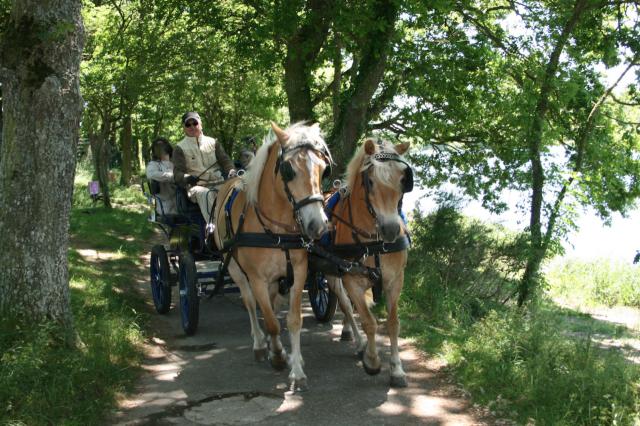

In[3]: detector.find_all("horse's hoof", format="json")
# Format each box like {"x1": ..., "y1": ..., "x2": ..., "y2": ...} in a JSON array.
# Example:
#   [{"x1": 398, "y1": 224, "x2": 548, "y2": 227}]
[
  {"x1": 340, "y1": 330, "x2": 353, "y2": 341},
  {"x1": 289, "y1": 377, "x2": 308, "y2": 393},
  {"x1": 363, "y1": 358, "x2": 381, "y2": 376},
  {"x1": 270, "y1": 351, "x2": 288, "y2": 371},
  {"x1": 390, "y1": 375, "x2": 408, "y2": 388},
  {"x1": 254, "y1": 348, "x2": 268, "y2": 362}
]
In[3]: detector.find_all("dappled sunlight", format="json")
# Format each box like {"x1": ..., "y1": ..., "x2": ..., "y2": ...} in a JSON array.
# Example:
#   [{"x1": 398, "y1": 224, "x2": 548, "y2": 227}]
[
  {"x1": 76, "y1": 248, "x2": 125, "y2": 261},
  {"x1": 276, "y1": 393, "x2": 304, "y2": 413}
]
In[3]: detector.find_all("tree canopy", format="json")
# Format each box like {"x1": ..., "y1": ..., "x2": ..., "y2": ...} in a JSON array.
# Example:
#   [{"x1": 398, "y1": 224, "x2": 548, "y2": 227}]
[{"x1": 76, "y1": 0, "x2": 640, "y2": 304}]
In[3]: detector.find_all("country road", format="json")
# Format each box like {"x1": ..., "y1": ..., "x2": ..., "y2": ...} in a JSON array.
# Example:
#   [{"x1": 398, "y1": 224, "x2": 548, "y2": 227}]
[{"x1": 111, "y1": 245, "x2": 493, "y2": 426}]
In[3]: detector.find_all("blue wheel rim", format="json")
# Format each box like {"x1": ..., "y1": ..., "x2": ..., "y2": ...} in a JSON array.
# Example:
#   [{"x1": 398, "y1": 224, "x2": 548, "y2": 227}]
[
  {"x1": 311, "y1": 275, "x2": 329, "y2": 316},
  {"x1": 151, "y1": 254, "x2": 167, "y2": 308},
  {"x1": 179, "y1": 266, "x2": 189, "y2": 327}
]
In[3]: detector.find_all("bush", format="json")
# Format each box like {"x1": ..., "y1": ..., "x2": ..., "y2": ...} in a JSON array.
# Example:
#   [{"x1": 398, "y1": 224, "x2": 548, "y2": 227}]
[
  {"x1": 403, "y1": 205, "x2": 528, "y2": 324},
  {"x1": 447, "y1": 309, "x2": 640, "y2": 425},
  {"x1": 546, "y1": 258, "x2": 640, "y2": 308}
]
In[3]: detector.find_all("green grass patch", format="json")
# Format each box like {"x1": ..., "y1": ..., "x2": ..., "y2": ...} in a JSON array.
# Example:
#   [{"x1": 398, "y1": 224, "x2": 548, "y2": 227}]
[
  {"x1": 1, "y1": 201, "x2": 153, "y2": 424},
  {"x1": 546, "y1": 257, "x2": 640, "y2": 308},
  {"x1": 444, "y1": 308, "x2": 640, "y2": 425}
]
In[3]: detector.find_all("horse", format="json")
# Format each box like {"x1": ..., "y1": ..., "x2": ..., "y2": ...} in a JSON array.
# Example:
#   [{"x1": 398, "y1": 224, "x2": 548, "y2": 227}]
[
  {"x1": 213, "y1": 122, "x2": 332, "y2": 391},
  {"x1": 321, "y1": 137, "x2": 412, "y2": 388}
]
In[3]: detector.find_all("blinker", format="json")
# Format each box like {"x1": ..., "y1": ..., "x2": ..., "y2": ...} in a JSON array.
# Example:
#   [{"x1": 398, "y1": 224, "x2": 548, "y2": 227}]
[{"x1": 279, "y1": 161, "x2": 296, "y2": 182}]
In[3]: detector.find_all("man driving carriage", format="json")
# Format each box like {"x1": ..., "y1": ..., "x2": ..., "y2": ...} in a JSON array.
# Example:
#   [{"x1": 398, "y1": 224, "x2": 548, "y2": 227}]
[{"x1": 173, "y1": 111, "x2": 236, "y2": 231}]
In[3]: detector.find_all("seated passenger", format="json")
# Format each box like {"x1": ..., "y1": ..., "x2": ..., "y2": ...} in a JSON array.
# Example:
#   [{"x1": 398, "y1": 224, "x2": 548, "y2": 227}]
[
  {"x1": 234, "y1": 148, "x2": 255, "y2": 171},
  {"x1": 146, "y1": 137, "x2": 177, "y2": 216},
  {"x1": 173, "y1": 111, "x2": 235, "y2": 229}
]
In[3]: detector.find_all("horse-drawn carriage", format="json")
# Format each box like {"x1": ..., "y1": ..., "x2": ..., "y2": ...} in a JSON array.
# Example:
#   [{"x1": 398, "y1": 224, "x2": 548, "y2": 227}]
[{"x1": 145, "y1": 121, "x2": 413, "y2": 389}]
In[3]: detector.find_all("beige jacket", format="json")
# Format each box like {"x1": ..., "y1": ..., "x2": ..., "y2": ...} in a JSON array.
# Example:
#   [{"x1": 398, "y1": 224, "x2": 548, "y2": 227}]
[{"x1": 173, "y1": 135, "x2": 233, "y2": 187}]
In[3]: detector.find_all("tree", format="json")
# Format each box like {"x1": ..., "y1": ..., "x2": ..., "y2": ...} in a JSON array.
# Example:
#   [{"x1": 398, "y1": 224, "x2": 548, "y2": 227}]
[
  {"x1": 403, "y1": 1, "x2": 640, "y2": 305},
  {"x1": 0, "y1": 0, "x2": 84, "y2": 333}
]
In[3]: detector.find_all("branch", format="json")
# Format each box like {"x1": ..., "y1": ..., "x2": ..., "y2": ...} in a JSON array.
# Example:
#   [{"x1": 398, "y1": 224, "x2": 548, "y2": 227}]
[
  {"x1": 311, "y1": 67, "x2": 352, "y2": 107},
  {"x1": 611, "y1": 93, "x2": 640, "y2": 106},
  {"x1": 542, "y1": 53, "x2": 638, "y2": 250}
]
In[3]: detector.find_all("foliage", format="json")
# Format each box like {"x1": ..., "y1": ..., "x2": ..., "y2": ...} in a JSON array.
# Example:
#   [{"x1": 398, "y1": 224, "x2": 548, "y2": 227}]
[
  {"x1": 546, "y1": 257, "x2": 640, "y2": 308},
  {"x1": 0, "y1": 204, "x2": 152, "y2": 425},
  {"x1": 401, "y1": 209, "x2": 640, "y2": 425},
  {"x1": 402, "y1": 203, "x2": 528, "y2": 324},
  {"x1": 445, "y1": 308, "x2": 640, "y2": 425}
]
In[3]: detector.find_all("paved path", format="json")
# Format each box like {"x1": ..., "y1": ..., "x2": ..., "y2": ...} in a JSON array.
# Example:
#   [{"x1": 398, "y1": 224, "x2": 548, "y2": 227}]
[{"x1": 111, "y1": 245, "x2": 491, "y2": 425}]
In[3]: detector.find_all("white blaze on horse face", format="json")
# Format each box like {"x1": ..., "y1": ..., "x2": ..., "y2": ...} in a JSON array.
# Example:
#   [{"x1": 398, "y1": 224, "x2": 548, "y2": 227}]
[
  {"x1": 369, "y1": 165, "x2": 404, "y2": 243},
  {"x1": 293, "y1": 150, "x2": 328, "y2": 240}
]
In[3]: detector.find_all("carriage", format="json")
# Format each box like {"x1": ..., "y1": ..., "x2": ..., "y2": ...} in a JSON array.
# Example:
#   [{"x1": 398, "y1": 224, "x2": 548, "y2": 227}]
[{"x1": 144, "y1": 180, "x2": 338, "y2": 336}]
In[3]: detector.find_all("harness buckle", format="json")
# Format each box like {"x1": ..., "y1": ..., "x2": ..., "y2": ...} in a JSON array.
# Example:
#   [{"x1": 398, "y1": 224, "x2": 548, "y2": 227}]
[{"x1": 302, "y1": 238, "x2": 313, "y2": 251}]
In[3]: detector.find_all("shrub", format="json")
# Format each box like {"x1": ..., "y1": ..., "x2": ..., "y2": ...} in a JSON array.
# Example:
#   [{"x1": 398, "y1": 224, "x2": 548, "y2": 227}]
[{"x1": 403, "y1": 205, "x2": 528, "y2": 324}]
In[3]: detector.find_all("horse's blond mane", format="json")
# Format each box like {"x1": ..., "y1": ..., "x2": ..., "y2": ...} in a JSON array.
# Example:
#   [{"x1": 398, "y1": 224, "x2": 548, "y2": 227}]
[
  {"x1": 343, "y1": 138, "x2": 407, "y2": 195},
  {"x1": 242, "y1": 122, "x2": 330, "y2": 204}
]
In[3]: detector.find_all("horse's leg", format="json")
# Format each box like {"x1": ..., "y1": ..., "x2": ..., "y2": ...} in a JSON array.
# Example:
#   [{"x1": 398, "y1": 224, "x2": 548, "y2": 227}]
[
  {"x1": 228, "y1": 260, "x2": 267, "y2": 361},
  {"x1": 328, "y1": 276, "x2": 363, "y2": 346},
  {"x1": 286, "y1": 263, "x2": 308, "y2": 391},
  {"x1": 385, "y1": 270, "x2": 407, "y2": 388},
  {"x1": 250, "y1": 279, "x2": 287, "y2": 370},
  {"x1": 342, "y1": 275, "x2": 381, "y2": 375}
]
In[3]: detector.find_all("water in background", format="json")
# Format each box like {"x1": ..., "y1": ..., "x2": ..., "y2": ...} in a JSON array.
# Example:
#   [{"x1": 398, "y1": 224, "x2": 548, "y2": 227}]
[{"x1": 405, "y1": 188, "x2": 640, "y2": 264}]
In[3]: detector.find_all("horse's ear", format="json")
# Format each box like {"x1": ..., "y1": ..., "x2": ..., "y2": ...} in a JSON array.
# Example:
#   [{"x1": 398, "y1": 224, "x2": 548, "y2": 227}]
[
  {"x1": 364, "y1": 139, "x2": 376, "y2": 155},
  {"x1": 394, "y1": 142, "x2": 410, "y2": 155},
  {"x1": 271, "y1": 121, "x2": 289, "y2": 144}
]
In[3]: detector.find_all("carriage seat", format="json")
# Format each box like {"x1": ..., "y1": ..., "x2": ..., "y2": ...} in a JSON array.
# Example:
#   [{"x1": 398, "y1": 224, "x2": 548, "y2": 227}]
[{"x1": 176, "y1": 187, "x2": 203, "y2": 219}]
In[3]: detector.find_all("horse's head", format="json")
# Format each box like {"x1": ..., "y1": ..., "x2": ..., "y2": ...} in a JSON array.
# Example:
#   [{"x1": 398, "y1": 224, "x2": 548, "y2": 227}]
[
  {"x1": 271, "y1": 122, "x2": 332, "y2": 240},
  {"x1": 352, "y1": 138, "x2": 412, "y2": 243}
]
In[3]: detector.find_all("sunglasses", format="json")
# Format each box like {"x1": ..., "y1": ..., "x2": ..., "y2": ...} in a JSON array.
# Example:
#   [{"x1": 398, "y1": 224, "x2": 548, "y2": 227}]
[{"x1": 184, "y1": 121, "x2": 199, "y2": 128}]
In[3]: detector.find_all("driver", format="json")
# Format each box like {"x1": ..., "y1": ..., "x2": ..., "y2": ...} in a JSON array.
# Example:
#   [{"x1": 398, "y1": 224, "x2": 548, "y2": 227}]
[{"x1": 173, "y1": 112, "x2": 236, "y2": 230}]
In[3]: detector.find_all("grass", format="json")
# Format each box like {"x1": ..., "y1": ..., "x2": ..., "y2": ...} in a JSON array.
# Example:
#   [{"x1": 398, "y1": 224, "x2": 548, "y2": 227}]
[
  {"x1": 0, "y1": 184, "x2": 154, "y2": 425},
  {"x1": 545, "y1": 257, "x2": 640, "y2": 308}
]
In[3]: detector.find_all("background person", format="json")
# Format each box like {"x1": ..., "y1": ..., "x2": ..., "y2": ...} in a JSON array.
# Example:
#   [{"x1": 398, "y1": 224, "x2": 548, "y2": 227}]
[
  {"x1": 173, "y1": 112, "x2": 235, "y2": 227},
  {"x1": 145, "y1": 137, "x2": 177, "y2": 215}
]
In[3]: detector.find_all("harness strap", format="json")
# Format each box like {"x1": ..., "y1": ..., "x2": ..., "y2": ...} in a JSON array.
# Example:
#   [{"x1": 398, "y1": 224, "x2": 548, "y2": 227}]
[
  {"x1": 278, "y1": 249, "x2": 295, "y2": 295},
  {"x1": 327, "y1": 234, "x2": 411, "y2": 259},
  {"x1": 372, "y1": 254, "x2": 383, "y2": 303},
  {"x1": 255, "y1": 205, "x2": 299, "y2": 234},
  {"x1": 331, "y1": 208, "x2": 376, "y2": 240},
  {"x1": 226, "y1": 232, "x2": 307, "y2": 250}
]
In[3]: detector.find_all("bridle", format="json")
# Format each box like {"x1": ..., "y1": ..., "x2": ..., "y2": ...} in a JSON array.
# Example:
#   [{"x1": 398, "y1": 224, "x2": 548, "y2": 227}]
[
  {"x1": 274, "y1": 142, "x2": 332, "y2": 224},
  {"x1": 333, "y1": 150, "x2": 414, "y2": 244}
]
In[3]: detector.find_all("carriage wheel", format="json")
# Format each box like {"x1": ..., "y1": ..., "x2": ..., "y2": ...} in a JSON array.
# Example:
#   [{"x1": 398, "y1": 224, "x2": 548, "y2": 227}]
[
  {"x1": 178, "y1": 253, "x2": 199, "y2": 335},
  {"x1": 307, "y1": 271, "x2": 337, "y2": 323},
  {"x1": 150, "y1": 245, "x2": 172, "y2": 314}
]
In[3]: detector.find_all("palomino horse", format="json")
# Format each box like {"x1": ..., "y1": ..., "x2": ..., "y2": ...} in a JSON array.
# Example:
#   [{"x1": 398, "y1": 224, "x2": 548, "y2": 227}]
[
  {"x1": 213, "y1": 122, "x2": 331, "y2": 390},
  {"x1": 324, "y1": 137, "x2": 412, "y2": 387}
]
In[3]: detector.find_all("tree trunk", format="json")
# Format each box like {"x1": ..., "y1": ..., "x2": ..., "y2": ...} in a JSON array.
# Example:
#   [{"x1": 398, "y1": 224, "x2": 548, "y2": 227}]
[
  {"x1": 0, "y1": 0, "x2": 84, "y2": 330},
  {"x1": 282, "y1": 0, "x2": 334, "y2": 123},
  {"x1": 120, "y1": 114, "x2": 132, "y2": 185},
  {"x1": 328, "y1": 0, "x2": 399, "y2": 175},
  {"x1": 518, "y1": 0, "x2": 588, "y2": 306},
  {"x1": 90, "y1": 116, "x2": 112, "y2": 208}
]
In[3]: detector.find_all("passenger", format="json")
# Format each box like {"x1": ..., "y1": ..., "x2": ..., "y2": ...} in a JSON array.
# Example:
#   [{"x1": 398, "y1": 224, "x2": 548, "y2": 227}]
[
  {"x1": 173, "y1": 111, "x2": 235, "y2": 229},
  {"x1": 235, "y1": 148, "x2": 255, "y2": 171},
  {"x1": 145, "y1": 137, "x2": 177, "y2": 216}
]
